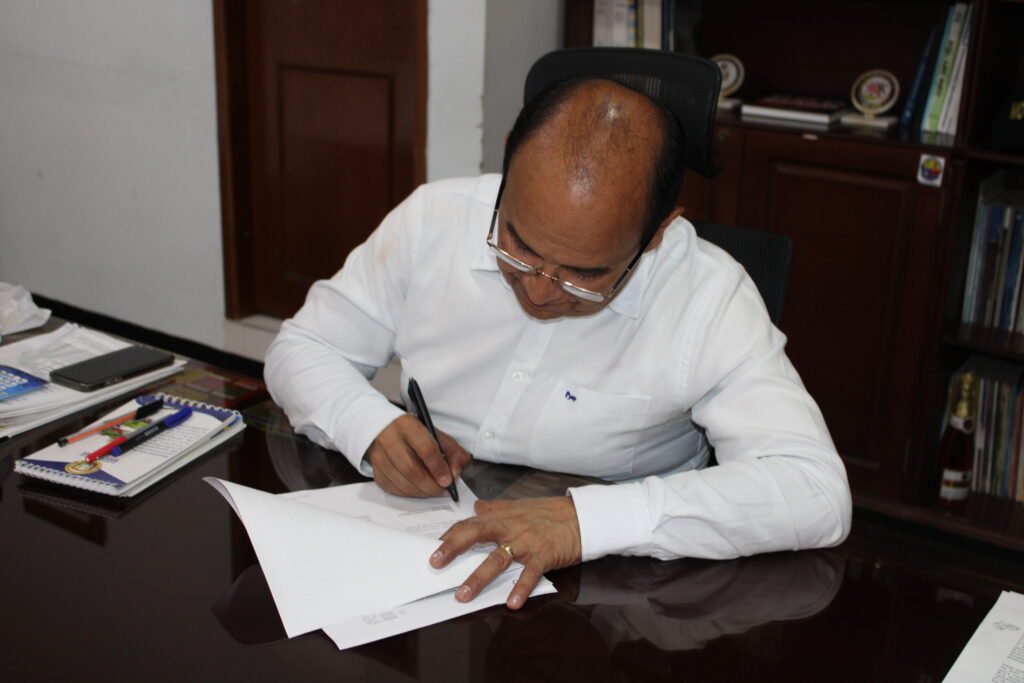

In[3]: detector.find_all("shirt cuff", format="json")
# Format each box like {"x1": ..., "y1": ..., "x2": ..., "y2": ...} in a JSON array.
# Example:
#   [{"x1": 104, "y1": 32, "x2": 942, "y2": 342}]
[
  {"x1": 568, "y1": 482, "x2": 652, "y2": 562},
  {"x1": 325, "y1": 394, "x2": 406, "y2": 474}
]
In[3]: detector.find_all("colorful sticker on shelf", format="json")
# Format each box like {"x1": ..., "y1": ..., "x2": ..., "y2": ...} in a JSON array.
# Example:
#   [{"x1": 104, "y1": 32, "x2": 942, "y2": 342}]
[{"x1": 917, "y1": 154, "x2": 945, "y2": 187}]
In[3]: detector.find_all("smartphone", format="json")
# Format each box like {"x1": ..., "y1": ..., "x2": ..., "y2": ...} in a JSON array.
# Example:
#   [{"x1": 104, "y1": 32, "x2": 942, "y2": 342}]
[{"x1": 50, "y1": 346, "x2": 174, "y2": 392}]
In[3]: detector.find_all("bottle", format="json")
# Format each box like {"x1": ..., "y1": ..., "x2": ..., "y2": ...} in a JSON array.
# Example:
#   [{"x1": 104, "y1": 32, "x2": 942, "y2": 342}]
[{"x1": 937, "y1": 372, "x2": 975, "y2": 509}]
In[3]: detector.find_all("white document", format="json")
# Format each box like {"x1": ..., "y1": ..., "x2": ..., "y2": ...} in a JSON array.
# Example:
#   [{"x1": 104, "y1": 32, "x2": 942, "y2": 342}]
[
  {"x1": 206, "y1": 478, "x2": 553, "y2": 641},
  {"x1": 945, "y1": 591, "x2": 1024, "y2": 682},
  {"x1": 324, "y1": 568, "x2": 555, "y2": 650}
]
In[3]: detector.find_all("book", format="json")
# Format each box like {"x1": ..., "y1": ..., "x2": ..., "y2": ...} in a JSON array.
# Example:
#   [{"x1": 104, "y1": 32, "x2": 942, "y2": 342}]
[
  {"x1": 938, "y1": 4, "x2": 973, "y2": 135},
  {"x1": 922, "y1": 3, "x2": 969, "y2": 134},
  {"x1": 999, "y1": 202, "x2": 1024, "y2": 330},
  {"x1": 900, "y1": 21, "x2": 942, "y2": 129},
  {"x1": 741, "y1": 95, "x2": 850, "y2": 125},
  {"x1": 15, "y1": 393, "x2": 244, "y2": 497},
  {"x1": 962, "y1": 171, "x2": 1007, "y2": 323},
  {"x1": 640, "y1": 0, "x2": 661, "y2": 49}
]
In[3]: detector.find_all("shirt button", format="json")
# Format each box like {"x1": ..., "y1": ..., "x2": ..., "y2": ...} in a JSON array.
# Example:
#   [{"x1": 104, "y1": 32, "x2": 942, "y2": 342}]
[
  {"x1": 484, "y1": 431, "x2": 495, "y2": 440},
  {"x1": 512, "y1": 371, "x2": 523, "y2": 382}
]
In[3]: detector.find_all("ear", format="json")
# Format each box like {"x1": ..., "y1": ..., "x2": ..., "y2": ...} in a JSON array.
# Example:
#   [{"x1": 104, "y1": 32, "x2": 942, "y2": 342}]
[{"x1": 644, "y1": 207, "x2": 684, "y2": 252}]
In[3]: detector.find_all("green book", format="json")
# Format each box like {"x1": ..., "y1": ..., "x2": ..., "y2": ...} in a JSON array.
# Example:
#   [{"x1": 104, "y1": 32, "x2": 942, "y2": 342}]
[{"x1": 922, "y1": 3, "x2": 969, "y2": 134}]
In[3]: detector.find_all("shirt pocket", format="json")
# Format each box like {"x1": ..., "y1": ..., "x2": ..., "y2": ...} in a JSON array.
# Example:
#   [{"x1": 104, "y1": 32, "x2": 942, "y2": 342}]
[{"x1": 527, "y1": 380, "x2": 652, "y2": 480}]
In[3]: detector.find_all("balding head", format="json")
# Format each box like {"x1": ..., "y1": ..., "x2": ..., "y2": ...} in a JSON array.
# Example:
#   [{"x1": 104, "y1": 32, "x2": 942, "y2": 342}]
[
  {"x1": 492, "y1": 79, "x2": 686, "y2": 320},
  {"x1": 503, "y1": 77, "x2": 686, "y2": 246}
]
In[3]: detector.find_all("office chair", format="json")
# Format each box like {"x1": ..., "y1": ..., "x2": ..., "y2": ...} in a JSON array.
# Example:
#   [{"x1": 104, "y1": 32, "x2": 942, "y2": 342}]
[
  {"x1": 524, "y1": 48, "x2": 722, "y2": 179},
  {"x1": 692, "y1": 220, "x2": 794, "y2": 325}
]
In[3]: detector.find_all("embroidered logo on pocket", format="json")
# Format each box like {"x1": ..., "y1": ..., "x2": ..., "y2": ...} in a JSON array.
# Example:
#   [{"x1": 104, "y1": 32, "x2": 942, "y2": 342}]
[{"x1": 564, "y1": 390, "x2": 577, "y2": 402}]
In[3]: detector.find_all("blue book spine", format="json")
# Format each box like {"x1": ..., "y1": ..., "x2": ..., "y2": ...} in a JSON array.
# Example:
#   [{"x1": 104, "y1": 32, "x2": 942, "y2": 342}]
[{"x1": 900, "y1": 21, "x2": 941, "y2": 129}]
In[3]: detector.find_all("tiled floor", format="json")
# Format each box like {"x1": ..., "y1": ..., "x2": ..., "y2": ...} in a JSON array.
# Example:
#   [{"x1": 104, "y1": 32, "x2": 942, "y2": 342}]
[{"x1": 223, "y1": 315, "x2": 402, "y2": 403}]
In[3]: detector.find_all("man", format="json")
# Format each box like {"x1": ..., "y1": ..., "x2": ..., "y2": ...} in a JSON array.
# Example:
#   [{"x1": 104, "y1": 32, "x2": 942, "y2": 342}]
[{"x1": 265, "y1": 76, "x2": 852, "y2": 611}]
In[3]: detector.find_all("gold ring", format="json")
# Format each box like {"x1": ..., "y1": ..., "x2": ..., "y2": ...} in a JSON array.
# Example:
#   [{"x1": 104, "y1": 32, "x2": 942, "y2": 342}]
[{"x1": 499, "y1": 543, "x2": 516, "y2": 562}]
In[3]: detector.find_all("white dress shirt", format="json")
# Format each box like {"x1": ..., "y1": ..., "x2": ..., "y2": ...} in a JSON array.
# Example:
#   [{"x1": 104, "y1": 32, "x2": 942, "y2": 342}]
[{"x1": 265, "y1": 174, "x2": 852, "y2": 562}]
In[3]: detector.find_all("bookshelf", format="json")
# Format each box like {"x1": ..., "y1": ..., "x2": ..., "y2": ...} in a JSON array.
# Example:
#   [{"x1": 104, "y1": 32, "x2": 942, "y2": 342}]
[{"x1": 566, "y1": 0, "x2": 1024, "y2": 550}]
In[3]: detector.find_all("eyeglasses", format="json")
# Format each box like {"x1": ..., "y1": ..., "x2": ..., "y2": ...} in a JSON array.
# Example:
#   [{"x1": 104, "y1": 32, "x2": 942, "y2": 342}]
[{"x1": 484, "y1": 178, "x2": 655, "y2": 303}]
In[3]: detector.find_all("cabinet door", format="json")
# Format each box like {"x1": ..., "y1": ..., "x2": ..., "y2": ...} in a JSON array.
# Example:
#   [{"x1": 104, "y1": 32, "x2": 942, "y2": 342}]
[{"x1": 737, "y1": 129, "x2": 949, "y2": 498}]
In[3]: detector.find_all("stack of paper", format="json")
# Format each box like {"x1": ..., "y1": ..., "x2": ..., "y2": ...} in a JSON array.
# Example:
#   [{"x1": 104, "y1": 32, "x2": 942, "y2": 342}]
[
  {"x1": 0, "y1": 324, "x2": 185, "y2": 439},
  {"x1": 944, "y1": 591, "x2": 1024, "y2": 682},
  {"x1": 206, "y1": 478, "x2": 557, "y2": 649}
]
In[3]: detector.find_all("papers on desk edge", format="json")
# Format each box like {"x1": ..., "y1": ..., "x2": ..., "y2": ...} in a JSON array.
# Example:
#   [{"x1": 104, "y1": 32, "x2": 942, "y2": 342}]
[
  {"x1": 0, "y1": 323, "x2": 186, "y2": 439},
  {"x1": 16, "y1": 393, "x2": 244, "y2": 497},
  {"x1": 944, "y1": 590, "x2": 1024, "y2": 682},
  {"x1": 205, "y1": 478, "x2": 557, "y2": 648}
]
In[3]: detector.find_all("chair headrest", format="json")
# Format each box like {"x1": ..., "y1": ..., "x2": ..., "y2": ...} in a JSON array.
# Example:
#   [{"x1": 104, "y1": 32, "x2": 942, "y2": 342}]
[{"x1": 524, "y1": 48, "x2": 722, "y2": 178}]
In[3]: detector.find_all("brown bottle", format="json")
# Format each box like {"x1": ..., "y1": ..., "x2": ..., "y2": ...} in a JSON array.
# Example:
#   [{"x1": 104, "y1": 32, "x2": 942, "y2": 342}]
[{"x1": 937, "y1": 372, "x2": 975, "y2": 509}]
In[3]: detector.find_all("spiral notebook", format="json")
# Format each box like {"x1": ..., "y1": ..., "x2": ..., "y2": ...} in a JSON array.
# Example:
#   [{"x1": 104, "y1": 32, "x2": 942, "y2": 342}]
[{"x1": 15, "y1": 393, "x2": 245, "y2": 497}]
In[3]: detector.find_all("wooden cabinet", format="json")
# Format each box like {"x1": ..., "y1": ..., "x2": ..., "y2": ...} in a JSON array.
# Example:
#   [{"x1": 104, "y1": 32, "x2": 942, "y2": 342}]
[
  {"x1": 738, "y1": 128, "x2": 952, "y2": 499},
  {"x1": 567, "y1": 0, "x2": 1024, "y2": 550},
  {"x1": 685, "y1": 123, "x2": 956, "y2": 501}
]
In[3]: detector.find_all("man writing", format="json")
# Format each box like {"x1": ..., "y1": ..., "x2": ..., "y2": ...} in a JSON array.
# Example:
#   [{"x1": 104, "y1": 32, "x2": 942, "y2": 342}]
[{"x1": 265, "y1": 66, "x2": 851, "y2": 611}]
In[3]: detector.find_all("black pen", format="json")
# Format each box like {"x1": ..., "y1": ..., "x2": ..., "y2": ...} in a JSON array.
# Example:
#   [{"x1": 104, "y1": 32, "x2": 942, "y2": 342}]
[{"x1": 407, "y1": 378, "x2": 459, "y2": 503}]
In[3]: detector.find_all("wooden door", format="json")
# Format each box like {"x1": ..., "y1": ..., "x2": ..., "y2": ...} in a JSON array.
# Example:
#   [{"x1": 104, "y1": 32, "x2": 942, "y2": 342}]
[
  {"x1": 217, "y1": 0, "x2": 426, "y2": 319},
  {"x1": 737, "y1": 129, "x2": 951, "y2": 499}
]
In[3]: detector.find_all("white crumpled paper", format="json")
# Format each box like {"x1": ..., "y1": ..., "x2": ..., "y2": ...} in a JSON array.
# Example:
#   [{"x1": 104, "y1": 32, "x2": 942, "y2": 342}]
[{"x1": 0, "y1": 283, "x2": 51, "y2": 338}]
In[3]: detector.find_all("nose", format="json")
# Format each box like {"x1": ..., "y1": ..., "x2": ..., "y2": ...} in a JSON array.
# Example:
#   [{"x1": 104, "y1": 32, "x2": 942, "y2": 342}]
[{"x1": 520, "y1": 271, "x2": 564, "y2": 305}]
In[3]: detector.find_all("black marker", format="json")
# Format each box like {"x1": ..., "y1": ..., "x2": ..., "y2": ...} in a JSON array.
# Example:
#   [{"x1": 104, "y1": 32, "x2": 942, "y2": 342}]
[{"x1": 407, "y1": 378, "x2": 459, "y2": 503}]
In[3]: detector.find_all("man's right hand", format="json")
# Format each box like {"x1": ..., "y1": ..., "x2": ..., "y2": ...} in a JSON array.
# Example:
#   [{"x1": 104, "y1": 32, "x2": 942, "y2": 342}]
[{"x1": 364, "y1": 415, "x2": 472, "y2": 497}]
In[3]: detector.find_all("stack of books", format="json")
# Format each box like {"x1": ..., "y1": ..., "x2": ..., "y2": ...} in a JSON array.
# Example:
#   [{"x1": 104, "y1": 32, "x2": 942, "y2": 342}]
[
  {"x1": 901, "y1": 2, "x2": 974, "y2": 136},
  {"x1": 960, "y1": 171, "x2": 1024, "y2": 332},
  {"x1": 944, "y1": 357, "x2": 1024, "y2": 503},
  {"x1": 740, "y1": 95, "x2": 850, "y2": 129}
]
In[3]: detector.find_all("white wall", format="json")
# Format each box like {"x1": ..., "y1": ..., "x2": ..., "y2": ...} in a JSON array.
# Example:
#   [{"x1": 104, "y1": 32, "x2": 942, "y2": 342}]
[
  {"x1": 427, "y1": 0, "x2": 487, "y2": 181},
  {"x1": 0, "y1": 1, "x2": 549, "y2": 350},
  {"x1": 0, "y1": 0, "x2": 226, "y2": 347},
  {"x1": 482, "y1": 0, "x2": 563, "y2": 173}
]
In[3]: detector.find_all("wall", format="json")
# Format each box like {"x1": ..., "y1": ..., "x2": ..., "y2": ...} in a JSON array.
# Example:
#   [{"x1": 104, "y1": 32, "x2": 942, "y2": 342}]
[
  {"x1": 0, "y1": 0, "x2": 226, "y2": 347},
  {"x1": 427, "y1": 0, "x2": 487, "y2": 181},
  {"x1": 0, "y1": 1, "x2": 544, "y2": 350},
  {"x1": 482, "y1": 0, "x2": 564, "y2": 173}
]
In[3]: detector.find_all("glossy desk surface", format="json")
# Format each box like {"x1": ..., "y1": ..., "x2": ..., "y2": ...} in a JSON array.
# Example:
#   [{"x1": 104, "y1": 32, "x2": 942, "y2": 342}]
[{"x1": 2, "y1": 361, "x2": 1022, "y2": 682}]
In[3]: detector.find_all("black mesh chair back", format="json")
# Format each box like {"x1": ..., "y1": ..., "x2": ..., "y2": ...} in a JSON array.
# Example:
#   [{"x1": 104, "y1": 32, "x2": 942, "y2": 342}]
[
  {"x1": 524, "y1": 48, "x2": 722, "y2": 178},
  {"x1": 692, "y1": 220, "x2": 794, "y2": 325}
]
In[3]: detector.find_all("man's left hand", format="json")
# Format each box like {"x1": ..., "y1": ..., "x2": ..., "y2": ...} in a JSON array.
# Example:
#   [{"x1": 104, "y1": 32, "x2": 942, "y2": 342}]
[{"x1": 429, "y1": 496, "x2": 582, "y2": 610}]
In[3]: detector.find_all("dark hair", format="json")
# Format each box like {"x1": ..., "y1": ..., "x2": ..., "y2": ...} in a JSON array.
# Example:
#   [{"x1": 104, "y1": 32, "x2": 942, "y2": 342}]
[{"x1": 501, "y1": 77, "x2": 686, "y2": 245}]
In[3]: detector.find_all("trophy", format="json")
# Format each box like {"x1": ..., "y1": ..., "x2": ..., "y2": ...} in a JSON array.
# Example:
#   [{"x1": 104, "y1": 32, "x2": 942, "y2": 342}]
[
  {"x1": 711, "y1": 54, "x2": 744, "y2": 113},
  {"x1": 841, "y1": 69, "x2": 900, "y2": 130}
]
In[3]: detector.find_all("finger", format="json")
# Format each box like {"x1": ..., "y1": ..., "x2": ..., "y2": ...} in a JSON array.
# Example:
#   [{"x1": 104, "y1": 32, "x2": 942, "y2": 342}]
[
  {"x1": 455, "y1": 547, "x2": 516, "y2": 603},
  {"x1": 402, "y1": 421, "x2": 454, "y2": 489},
  {"x1": 374, "y1": 444, "x2": 440, "y2": 498},
  {"x1": 388, "y1": 445, "x2": 446, "y2": 497},
  {"x1": 438, "y1": 431, "x2": 472, "y2": 478},
  {"x1": 432, "y1": 518, "x2": 499, "y2": 567},
  {"x1": 506, "y1": 563, "x2": 544, "y2": 610}
]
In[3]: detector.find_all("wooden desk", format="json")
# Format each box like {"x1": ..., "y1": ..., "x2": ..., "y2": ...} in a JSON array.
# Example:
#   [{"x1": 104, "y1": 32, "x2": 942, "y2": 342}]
[{"x1": 2, "y1": 353, "x2": 1022, "y2": 681}]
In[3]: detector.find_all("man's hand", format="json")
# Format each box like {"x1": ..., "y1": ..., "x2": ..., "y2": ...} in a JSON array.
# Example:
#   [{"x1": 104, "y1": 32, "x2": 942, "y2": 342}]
[
  {"x1": 365, "y1": 415, "x2": 472, "y2": 497},
  {"x1": 429, "y1": 497, "x2": 582, "y2": 610}
]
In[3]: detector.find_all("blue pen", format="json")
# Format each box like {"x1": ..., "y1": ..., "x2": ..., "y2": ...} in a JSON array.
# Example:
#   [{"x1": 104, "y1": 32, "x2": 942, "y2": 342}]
[{"x1": 109, "y1": 406, "x2": 193, "y2": 456}]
